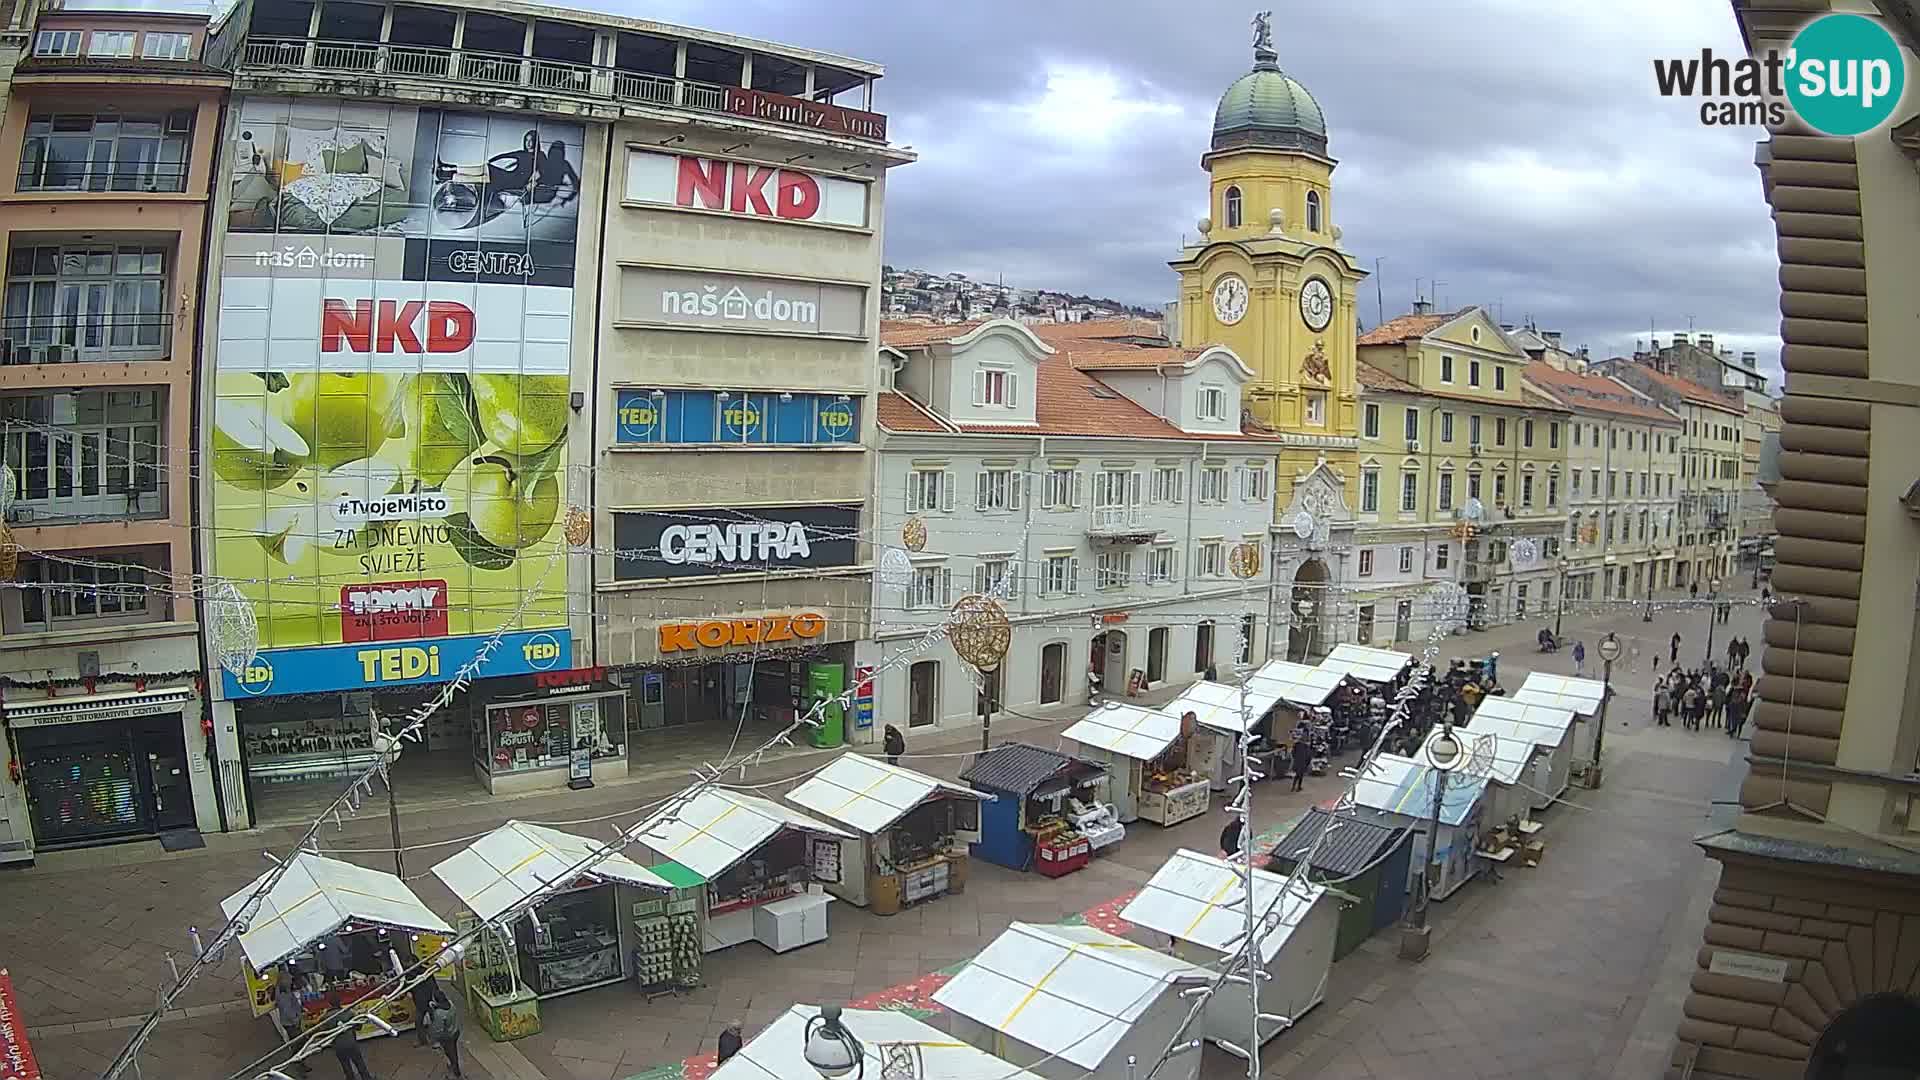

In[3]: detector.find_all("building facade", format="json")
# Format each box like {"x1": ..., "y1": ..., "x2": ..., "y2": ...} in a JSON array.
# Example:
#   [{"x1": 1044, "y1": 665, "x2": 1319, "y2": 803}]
[
  {"x1": 1664, "y1": 5, "x2": 1920, "y2": 1077},
  {"x1": 1167, "y1": 31, "x2": 1368, "y2": 662},
  {"x1": 0, "y1": 2, "x2": 227, "y2": 861},
  {"x1": 194, "y1": 0, "x2": 905, "y2": 825},
  {"x1": 1608, "y1": 359, "x2": 1745, "y2": 589},
  {"x1": 870, "y1": 319, "x2": 1277, "y2": 732},
  {"x1": 1353, "y1": 305, "x2": 1571, "y2": 632},
  {"x1": 1522, "y1": 361, "x2": 1682, "y2": 609}
]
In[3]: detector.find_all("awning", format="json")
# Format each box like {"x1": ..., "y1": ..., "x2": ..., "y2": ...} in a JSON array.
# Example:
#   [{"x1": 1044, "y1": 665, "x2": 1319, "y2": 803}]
[
  {"x1": 430, "y1": 820, "x2": 673, "y2": 922},
  {"x1": 2, "y1": 686, "x2": 194, "y2": 728},
  {"x1": 1424, "y1": 726, "x2": 1535, "y2": 786},
  {"x1": 1318, "y1": 643, "x2": 1414, "y2": 684},
  {"x1": 784, "y1": 753, "x2": 984, "y2": 835},
  {"x1": 1162, "y1": 681, "x2": 1248, "y2": 733},
  {"x1": 1349, "y1": 753, "x2": 1487, "y2": 827},
  {"x1": 1513, "y1": 673, "x2": 1606, "y2": 716},
  {"x1": 1470, "y1": 696, "x2": 1578, "y2": 748},
  {"x1": 627, "y1": 789, "x2": 851, "y2": 881},
  {"x1": 221, "y1": 852, "x2": 451, "y2": 973},
  {"x1": 1243, "y1": 659, "x2": 1343, "y2": 710},
  {"x1": 712, "y1": 1005, "x2": 1048, "y2": 1080},
  {"x1": 1121, "y1": 849, "x2": 1326, "y2": 963},
  {"x1": 1060, "y1": 703, "x2": 1183, "y2": 761}
]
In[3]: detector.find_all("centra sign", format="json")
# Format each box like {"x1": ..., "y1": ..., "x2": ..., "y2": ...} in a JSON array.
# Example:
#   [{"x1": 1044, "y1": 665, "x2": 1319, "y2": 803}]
[{"x1": 659, "y1": 521, "x2": 813, "y2": 566}]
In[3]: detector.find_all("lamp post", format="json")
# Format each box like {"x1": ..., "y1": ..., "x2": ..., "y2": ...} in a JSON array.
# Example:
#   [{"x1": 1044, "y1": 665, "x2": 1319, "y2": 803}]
[
  {"x1": 1590, "y1": 632, "x2": 1621, "y2": 789},
  {"x1": 1400, "y1": 722, "x2": 1462, "y2": 962},
  {"x1": 804, "y1": 1005, "x2": 866, "y2": 1080},
  {"x1": 1702, "y1": 576, "x2": 1724, "y2": 669}
]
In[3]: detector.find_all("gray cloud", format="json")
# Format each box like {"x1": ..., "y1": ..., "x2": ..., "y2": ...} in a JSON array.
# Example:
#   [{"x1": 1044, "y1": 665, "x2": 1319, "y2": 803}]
[{"x1": 618, "y1": 0, "x2": 1785, "y2": 383}]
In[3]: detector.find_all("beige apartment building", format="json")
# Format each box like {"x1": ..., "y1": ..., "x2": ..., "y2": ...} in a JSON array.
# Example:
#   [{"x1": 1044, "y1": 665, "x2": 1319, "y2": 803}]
[{"x1": 1666, "y1": 4, "x2": 1920, "y2": 1077}]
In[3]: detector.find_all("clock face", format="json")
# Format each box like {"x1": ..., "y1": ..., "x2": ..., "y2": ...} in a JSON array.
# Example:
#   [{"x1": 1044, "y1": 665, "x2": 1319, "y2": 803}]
[
  {"x1": 1300, "y1": 277, "x2": 1334, "y2": 332},
  {"x1": 1211, "y1": 275, "x2": 1249, "y2": 325}
]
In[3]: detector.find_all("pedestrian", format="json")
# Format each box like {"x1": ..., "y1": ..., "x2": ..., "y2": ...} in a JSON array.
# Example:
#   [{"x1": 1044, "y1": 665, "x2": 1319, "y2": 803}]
[
  {"x1": 273, "y1": 974, "x2": 313, "y2": 1076},
  {"x1": 1726, "y1": 690, "x2": 1750, "y2": 740},
  {"x1": 1708, "y1": 681, "x2": 1727, "y2": 729},
  {"x1": 1727, "y1": 637, "x2": 1739, "y2": 667},
  {"x1": 329, "y1": 1012, "x2": 375, "y2": 1080},
  {"x1": 1289, "y1": 735, "x2": 1312, "y2": 793},
  {"x1": 1219, "y1": 816, "x2": 1244, "y2": 860},
  {"x1": 882, "y1": 724, "x2": 905, "y2": 766},
  {"x1": 718, "y1": 1020, "x2": 744, "y2": 1065},
  {"x1": 1762, "y1": 586, "x2": 1772, "y2": 604},
  {"x1": 1205, "y1": 663, "x2": 1218, "y2": 682},
  {"x1": 1653, "y1": 677, "x2": 1671, "y2": 727},
  {"x1": 1572, "y1": 639, "x2": 1586, "y2": 677},
  {"x1": 1683, "y1": 684, "x2": 1702, "y2": 732},
  {"x1": 1690, "y1": 582, "x2": 1699, "y2": 600},
  {"x1": 1653, "y1": 651, "x2": 1662, "y2": 674},
  {"x1": 1671, "y1": 633, "x2": 1681, "y2": 665},
  {"x1": 410, "y1": 975, "x2": 435, "y2": 1048},
  {"x1": 424, "y1": 992, "x2": 464, "y2": 1079}
]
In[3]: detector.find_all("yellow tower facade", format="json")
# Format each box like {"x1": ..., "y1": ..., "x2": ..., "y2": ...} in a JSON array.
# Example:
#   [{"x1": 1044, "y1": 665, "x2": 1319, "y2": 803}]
[{"x1": 1170, "y1": 25, "x2": 1370, "y2": 525}]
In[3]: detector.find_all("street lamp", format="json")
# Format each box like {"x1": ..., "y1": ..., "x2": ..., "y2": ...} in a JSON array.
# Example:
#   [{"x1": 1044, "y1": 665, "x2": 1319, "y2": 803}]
[
  {"x1": 1589, "y1": 632, "x2": 1622, "y2": 789},
  {"x1": 1702, "y1": 576, "x2": 1725, "y2": 668},
  {"x1": 804, "y1": 1005, "x2": 865, "y2": 1080},
  {"x1": 1400, "y1": 723, "x2": 1462, "y2": 962}
]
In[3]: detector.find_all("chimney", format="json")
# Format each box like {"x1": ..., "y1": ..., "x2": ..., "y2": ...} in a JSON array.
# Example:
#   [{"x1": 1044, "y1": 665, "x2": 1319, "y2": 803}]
[
  {"x1": 1699, "y1": 332, "x2": 1714, "y2": 352},
  {"x1": 1544, "y1": 330, "x2": 1562, "y2": 347},
  {"x1": 1741, "y1": 350, "x2": 1758, "y2": 365},
  {"x1": 1673, "y1": 332, "x2": 1689, "y2": 347},
  {"x1": 1412, "y1": 299, "x2": 1433, "y2": 316}
]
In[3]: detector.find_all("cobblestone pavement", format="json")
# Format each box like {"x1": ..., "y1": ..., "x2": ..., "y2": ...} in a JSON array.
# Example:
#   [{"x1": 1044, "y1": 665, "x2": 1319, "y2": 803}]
[{"x1": 0, "y1": 589, "x2": 1758, "y2": 1079}]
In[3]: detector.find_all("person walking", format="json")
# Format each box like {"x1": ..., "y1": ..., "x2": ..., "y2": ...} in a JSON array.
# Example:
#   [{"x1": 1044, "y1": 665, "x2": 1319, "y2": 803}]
[
  {"x1": 424, "y1": 992, "x2": 464, "y2": 1079},
  {"x1": 1727, "y1": 636, "x2": 1739, "y2": 668},
  {"x1": 882, "y1": 724, "x2": 905, "y2": 766},
  {"x1": 717, "y1": 1020, "x2": 744, "y2": 1065},
  {"x1": 1690, "y1": 582, "x2": 1700, "y2": 600},
  {"x1": 1762, "y1": 586, "x2": 1772, "y2": 604},
  {"x1": 1726, "y1": 690, "x2": 1751, "y2": 740},
  {"x1": 273, "y1": 976, "x2": 313, "y2": 1076},
  {"x1": 1219, "y1": 815, "x2": 1244, "y2": 860},
  {"x1": 1670, "y1": 633, "x2": 1681, "y2": 665},
  {"x1": 1289, "y1": 734, "x2": 1312, "y2": 793},
  {"x1": 329, "y1": 1012, "x2": 375, "y2": 1080},
  {"x1": 1572, "y1": 639, "x2": 1586, "y2": 678}
]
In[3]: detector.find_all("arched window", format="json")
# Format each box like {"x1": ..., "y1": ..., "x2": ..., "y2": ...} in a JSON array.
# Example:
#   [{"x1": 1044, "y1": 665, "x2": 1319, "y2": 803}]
[
  {"x1": 1305, "y1": 190, "x2": 1322, "y2": 233},
  {"x1": 1224, "y1": 186, "x2": 1243, "y2": 228}
]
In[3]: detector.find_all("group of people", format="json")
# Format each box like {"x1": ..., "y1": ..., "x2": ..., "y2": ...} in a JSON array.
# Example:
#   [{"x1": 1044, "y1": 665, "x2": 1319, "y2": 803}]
[
  {"x1": 278, "y1": 988, "x2": 463, "y2": 1080},
  {"x1": 1655, "y1": 662, "x2": 1754, "y2": 738}
]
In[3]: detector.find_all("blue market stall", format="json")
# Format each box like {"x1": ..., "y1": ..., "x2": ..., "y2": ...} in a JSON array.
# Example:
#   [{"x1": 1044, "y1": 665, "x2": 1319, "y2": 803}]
[{"x1": 959, "y1": 743, "x2": 1109, "y2": 874}]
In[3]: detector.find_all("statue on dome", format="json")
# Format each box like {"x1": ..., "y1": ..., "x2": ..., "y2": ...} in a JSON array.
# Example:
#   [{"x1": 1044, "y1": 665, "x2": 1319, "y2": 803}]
[{"x1": 1251, "y1": 10, "x2": 1274, "y2": 53}]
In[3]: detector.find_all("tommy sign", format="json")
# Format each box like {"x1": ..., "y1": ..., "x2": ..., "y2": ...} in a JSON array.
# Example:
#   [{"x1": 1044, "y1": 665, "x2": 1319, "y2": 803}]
[
  {"x1": 612, "y1": 504, "x2": 858, "y2": 581},
  {"x1": 619, "y1": 268, "x2": 866, "y2": 337},
  {"x1": 624, "y1": 151, "x2": 870, "y2": 228}
]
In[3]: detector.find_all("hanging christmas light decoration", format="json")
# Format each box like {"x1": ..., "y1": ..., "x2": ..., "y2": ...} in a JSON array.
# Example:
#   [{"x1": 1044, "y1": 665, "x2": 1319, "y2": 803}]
[
  {"x1": 0, "y1": 462, "x2": 15, "y2": 518},
  {"x1": 205, "y1": 578, "x2": 260, "y2": 675},
  {"x1": 563, "y1": 506, "x2": 592, "y2": 547},
  {"x1": 0, "y1": 521, "x2": 16, "y2": 582},
  {"x1": 877, "y1": 546, "x2": 915, "y2": 589},
  {"x1": 901, "y1": 516, "x2": 928, "y2": 553},
  {"x1": 1228, "y1": 541, "x2": 1261, "y2": 580},
  {"x1": 947, "y1": 593, "x2": 1011, "y2": 672}
]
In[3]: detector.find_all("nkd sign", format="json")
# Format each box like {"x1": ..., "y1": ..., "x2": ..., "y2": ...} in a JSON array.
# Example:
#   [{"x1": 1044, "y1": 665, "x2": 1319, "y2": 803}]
[
  {"x1": 619, "y1": 267, "x2": 866, "y2": 338},
  {"x1": 625, "y1": 151, "x2": 870, "y2": 228}
]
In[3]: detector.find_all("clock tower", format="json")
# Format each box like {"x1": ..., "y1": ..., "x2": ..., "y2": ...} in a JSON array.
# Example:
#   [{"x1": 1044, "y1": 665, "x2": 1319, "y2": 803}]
[{"x1": 1171, "y1": 14, "x2": 1371, "y2": 656}]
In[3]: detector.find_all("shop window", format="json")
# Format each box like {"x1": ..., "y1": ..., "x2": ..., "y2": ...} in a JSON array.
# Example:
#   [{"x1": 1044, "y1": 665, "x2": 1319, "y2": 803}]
[{"x1": 481, "y1": 695, "x2": 624, "y2": 775}]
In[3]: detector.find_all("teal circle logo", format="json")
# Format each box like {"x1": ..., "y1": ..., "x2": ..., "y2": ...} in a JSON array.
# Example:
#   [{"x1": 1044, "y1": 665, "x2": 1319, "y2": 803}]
[{"x1": 1786, "y1": 14, "x2": 1905, "y2": 136}]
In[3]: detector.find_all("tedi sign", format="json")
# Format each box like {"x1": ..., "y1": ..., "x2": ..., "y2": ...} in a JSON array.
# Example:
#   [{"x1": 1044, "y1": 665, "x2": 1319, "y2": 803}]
[
  {"x1": 1653, "y1": 13, "x2": 1905, "y2": 134},
  {"x1": 613, "y1": 504, "x2": 859, "y2": 581}
]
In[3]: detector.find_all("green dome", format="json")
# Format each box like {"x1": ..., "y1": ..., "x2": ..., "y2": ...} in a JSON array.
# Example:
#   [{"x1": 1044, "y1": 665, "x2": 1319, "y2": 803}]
[{"x1": 1211, "y1": 50, "x2": 1327, "y2": 156}]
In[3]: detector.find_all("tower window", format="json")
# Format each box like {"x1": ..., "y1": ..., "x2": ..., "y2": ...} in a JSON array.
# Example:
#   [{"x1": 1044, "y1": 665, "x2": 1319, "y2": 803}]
[
  {"x1": 1305, "y1": 190, "x2": 1322, "y2": 233},
  {"x1": 1224, "y1": 186, "x2": 1243, "y2": 228}
]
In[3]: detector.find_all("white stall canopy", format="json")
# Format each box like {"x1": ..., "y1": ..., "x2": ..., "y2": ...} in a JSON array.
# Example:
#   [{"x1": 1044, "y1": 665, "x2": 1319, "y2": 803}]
[
  {"x1": 1121, "y1": 849, "x2": 1325, "y2": 963},
  {"x1": 1243, "y1": 659, "x2": 1344, "y2": 711},
  {"x1": 628, "y1": 789, "x2": 852, "y2": 880},
  {"x1": 430, "y1": 820, "x2": 674, "y2": 922},
  {"x1": 1471, "y1": 697, "x2": 1578, "y2": 753},
  {"x1": 1422, "y1": 726, "x2": 1532, "y2": 787},
  {"x1": 713, "y1": 1004, "x2": 1047, "y2": 1080},
  {"x1": 221, "y1": 852, "x2": 452, "y2": 973},
  {"x1": 932, "y1": 922, "x2": 1207, "y2": 1072},
  {"x1": 1351, "y1": 754, "x2": 1488, "y2": 826},
  {"x1": 785, "y1": 753, "x2": 986, "y2": 835},
  {"x1": 1161, "y1": 680, "x2": 1244, "y2": 731},
  {"x1": 1061, "y1": 703, "x2": 1184, "y2": 761},
  {"x1": 1319, "y1": 643, "x2": 1415, "y2": 684},
  {"x1": 1513, "y1": 673, "x2": 1606, "y2": 716}
]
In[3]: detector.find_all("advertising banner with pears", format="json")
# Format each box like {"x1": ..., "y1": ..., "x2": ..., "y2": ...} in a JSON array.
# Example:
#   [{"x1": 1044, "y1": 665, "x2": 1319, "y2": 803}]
[{"x1": 212, "y1": 98, "x2": 583, "y2": 698}]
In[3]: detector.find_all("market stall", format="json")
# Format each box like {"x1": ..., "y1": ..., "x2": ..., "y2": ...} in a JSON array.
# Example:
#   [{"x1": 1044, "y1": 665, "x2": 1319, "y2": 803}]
[
  {"x1": 782, "y1": 753, "x2": 987, "y2": 914},
  {"x1": 1512, "y1": 673, "x2": 1606, "y2": 780},
  {"x1": 429, "y1": 820, "x2": 684, "y2": 1034},
  {"x1": 1268, "y1": 809, "x2": 1412, "y2": 959},
  {"x1": 1121, "y1": 849, "x2": 1337, "y2": 1048},
  {"x1": 1060, "y1": 704, "x2": 1207, "y2": 826},
  {"x1": 1318, "y1": 643, "x2": 1415, "y2": 685},
  {"x1": 629, "y1": 789, "x2": 851, "y2": 954},
  {"x1": 1418, "y1": 725, "x2": 1535, "y2": 850},
  {"x1": 226, "y1": 852, "x2": 453, "y2": 1041},
  {"x1": 960, "y1": 743, "x2": 1111, "y2": 874},
  {"x1": 1350, "y1": 753, "x2": 1490, "y2": 903},
  {"x1": 1468, "y1": 695, "x2": 1580, "y2": 810},
  {"x1": 933, "y1": 922, "x2": 1209, "y2": 1080},
  {"x1": 712, "y1": 1004, "x2": 1047, "y2": 1080}
]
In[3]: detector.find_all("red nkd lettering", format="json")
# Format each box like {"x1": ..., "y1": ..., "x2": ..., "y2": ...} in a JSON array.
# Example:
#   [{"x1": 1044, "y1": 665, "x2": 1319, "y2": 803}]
[
  {"x1": 675, "y1": 156, "x2": 728, "y2": 211},
  {"x1": 321, "y1": 299, "x2": 474, "y2": 353},
  {"x1": 729, "y1": 163, "x2": 776, "y2": 216},
  {"x1": 776, "y1": 170, "x2": 821, "y2": 220}
]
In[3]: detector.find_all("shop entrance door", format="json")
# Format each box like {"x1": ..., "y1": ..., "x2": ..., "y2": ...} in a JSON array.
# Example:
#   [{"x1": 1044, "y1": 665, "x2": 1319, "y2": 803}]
[
  {"x1": 137, "y1": 723, "x2": 196, "y2": 832},
  {"x1": 1147, "y1": 628, "x2": 1168, "y2": 685},
  {"x1": 17, "y1": 714, "x2": 189, "y2": 846},
  {"x1": 908, "y1": 661, "x2": 938, "y2": 728},
  {"x1": 1039, "y1": 643, "x2": 1065, "y2": 705}
]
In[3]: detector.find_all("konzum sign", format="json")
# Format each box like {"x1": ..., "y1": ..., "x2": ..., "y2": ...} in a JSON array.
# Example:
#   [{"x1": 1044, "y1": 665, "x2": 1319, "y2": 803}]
[
  {"x1": 658, "y1": 612, "x2": 827, "y2": 653},
  {"x1": 625, "y1": 151, "x2": 870, "y2": 228}
]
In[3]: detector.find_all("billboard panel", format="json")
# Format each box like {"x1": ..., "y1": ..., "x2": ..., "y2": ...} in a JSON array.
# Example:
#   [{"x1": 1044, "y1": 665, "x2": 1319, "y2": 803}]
[{"x1": 213, "y1": 98, "x2": 584, "y2": 697}]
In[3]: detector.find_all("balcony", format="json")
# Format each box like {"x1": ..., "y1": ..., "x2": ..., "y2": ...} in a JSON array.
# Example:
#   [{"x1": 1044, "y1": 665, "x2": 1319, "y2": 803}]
[
  {"x1": 237, "y1": 37, "x2": 888, "y2": 143},
  {"x1": 1088, "y1": 505, "x2": 1157, "y2": 544},
  {"x1": 1, "y1": 314, "x2": 174, "y2": 365}
]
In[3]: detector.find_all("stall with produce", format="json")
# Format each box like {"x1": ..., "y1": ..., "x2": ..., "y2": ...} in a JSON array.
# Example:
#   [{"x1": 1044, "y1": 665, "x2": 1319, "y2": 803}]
[
  {"x1": 1511, "y1": 673, "x2": 1606, "y2": 783},
  {"x1": 959, "y1": 743, "x2": 1110, "y2": 875},
  {"x1": 429, "y1": 820, "x2": 681, "y2": 1033},
  {"x1": 1060, "y1": 704, "x2": 1207, "y2": 826},
  {"x1": 934, "y1": 922, "x2": 1209, "y2": 1080},
  {"x1": 1350, "y1": 753, "x2": 1490, "y2": 902},
  {"x1": 782, "y1": 753, "x2": 987, "y2": 914},
  {"x1": 1121, "y1": 849, "x2": 1338, "y2": 1049},
  {"x1": 629, "y1": 789, "x2": 852, "y2": 954},
  {"x1": 226, "y1": 852, "x2": 453, "y2": 1042}
]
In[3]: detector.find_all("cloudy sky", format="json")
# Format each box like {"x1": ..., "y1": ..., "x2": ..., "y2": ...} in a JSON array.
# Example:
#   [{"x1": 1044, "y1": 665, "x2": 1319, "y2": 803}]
[{"x1": 630, "y1": 0, "x2": 1782, "y2": 379}]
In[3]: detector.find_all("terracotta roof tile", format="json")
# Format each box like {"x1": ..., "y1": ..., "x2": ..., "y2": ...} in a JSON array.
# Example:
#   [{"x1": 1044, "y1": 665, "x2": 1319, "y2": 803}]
[
  {"x1": 952, "y1": 354, "x2": 1275, "y2": 440},
  {"x1": 1356, "y1": 309, "x2": 1464, "y2": 346},
  {"x1": 1521, "y1": 362, "x2": 1680, "y2": 424},
  {"x1": 1026, "y1": 318, "x2": 1163, "y2": 343},
  {"x1": 1628, "y1": 364, "x2": 1745, "y2": 413},
  {"x1": 1356, "y1": 362, "x2": 1417, "y2": 393},
  {"x1": 875, "y1": 391, "x2": 953, "y2": 433},
  {"x1": 880, "y1": 320, "x2": 987, "y2": 347},
  {"x1": 1063, "y1": 344, "x2": 1203, "y2": 371},
  {"x1": 1357, "y1": 362, "x2": 1571, "y2": 414}
]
